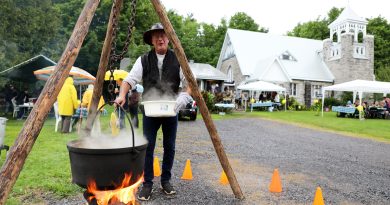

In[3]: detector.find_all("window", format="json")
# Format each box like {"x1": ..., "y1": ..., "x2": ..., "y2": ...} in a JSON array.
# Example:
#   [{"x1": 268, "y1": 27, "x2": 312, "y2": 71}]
[
  {"x1": 312, "y1": 85, "x2": 322, "y2": 98},
  {"x1": 279, "y1": 51, "x2": 296, "y2": 61},
  {"x1": 227, "y1": 66, "x2": 233, "y2": 83},
  {"x1": 290, "y1": 83, "x2": 297, "y2": 96}
]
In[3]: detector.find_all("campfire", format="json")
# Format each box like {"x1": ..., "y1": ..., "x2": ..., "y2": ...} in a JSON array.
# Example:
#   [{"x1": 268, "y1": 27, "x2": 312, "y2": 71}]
[{"x1": 84, "y1": 173, "x2": 143, "y2": 205}]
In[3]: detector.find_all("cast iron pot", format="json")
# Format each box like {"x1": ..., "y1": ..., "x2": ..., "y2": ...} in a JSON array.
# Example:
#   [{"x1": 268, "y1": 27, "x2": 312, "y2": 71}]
[{"x1": 67, "y1": 103, "x2": 147, "y2": 190}]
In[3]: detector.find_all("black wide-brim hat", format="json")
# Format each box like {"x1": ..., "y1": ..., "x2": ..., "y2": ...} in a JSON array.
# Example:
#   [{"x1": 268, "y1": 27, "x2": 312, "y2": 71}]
[{"x1": 143, "y1": 23, "x2": 165, "y2": 46}]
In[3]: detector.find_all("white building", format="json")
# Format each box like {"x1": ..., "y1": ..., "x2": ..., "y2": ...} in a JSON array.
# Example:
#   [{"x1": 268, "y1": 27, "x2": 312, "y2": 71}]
[{"x1": 217, "y1": 6, "x2": 374, "y2": 106}]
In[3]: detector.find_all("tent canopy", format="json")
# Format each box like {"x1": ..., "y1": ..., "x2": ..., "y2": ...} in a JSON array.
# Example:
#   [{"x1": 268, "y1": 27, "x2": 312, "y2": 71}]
[
  {"x1": 323, "y1": 79, "x2": 390, "y2": 93},
  {"x1": 321, "y1": 79, "x2": 390, "y2": 117},
  {"x1": 237, "y1": 80, "x2": 286, "y2": 92},
  {"x1": 0, "y1": 55, "x2": 56, "y2": 83}
]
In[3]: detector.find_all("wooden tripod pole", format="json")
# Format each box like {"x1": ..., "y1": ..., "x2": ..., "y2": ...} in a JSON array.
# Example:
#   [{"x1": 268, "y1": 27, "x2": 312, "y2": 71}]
[
  {"x1": 150, "y1": 0, "x2": 244, "y2": 199},
  {"x1": 85, "y1": 0, "x2": 123, "y2": 133},
  {"x1": 0, "y1": 0, "x2": 100, "y2": 204}
]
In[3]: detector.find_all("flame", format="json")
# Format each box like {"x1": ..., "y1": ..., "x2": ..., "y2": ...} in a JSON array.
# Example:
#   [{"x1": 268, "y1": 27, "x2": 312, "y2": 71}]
[{"x1": 87, "y1": 173, "x2": 143, "y2": 205}]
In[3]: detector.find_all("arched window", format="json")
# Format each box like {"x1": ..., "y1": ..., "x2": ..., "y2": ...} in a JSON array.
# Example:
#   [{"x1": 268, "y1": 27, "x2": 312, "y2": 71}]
[
  {"x1": 332, "y1": 33, "x2": 338, "y2": 42},
  {"x1": 358, "y1": 31, "x2": 364, "y2": 43},
  {"x1": 227, "y1": 66, "x2": 233, "y2": 83}
]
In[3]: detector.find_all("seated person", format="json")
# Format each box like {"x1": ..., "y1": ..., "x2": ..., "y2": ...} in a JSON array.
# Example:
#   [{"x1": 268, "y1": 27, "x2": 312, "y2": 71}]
[
  {"x1": 384, "y1": 97, "x2": 390, "y2": 118},
  {"x1": 73, "y1": 84, "x2": 105, "y2": 127},
  {"x1": 346, "y1": 100, "x2": 353, "y2": 107}
]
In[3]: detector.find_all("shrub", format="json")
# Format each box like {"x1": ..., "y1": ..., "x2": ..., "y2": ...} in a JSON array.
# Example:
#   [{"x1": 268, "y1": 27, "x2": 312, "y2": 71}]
[
  {"x1": 201, "y1": 91, "x2": 216, "y2": 112},
  {"x1": 324, "y1": 97, "x2": 342, "y2": 107}
]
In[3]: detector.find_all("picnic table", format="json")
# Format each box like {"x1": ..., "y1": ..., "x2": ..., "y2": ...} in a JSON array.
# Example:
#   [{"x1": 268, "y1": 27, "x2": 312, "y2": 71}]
[
  {"x1": 215, "y1": 103, "x2": 235, "y2": 115},
  {"x1": 332, "y1": 106, "x2": 356, "y2": 117},
  {"x1": 250, "y1": 102, "x2": 273, "y2": 112}
]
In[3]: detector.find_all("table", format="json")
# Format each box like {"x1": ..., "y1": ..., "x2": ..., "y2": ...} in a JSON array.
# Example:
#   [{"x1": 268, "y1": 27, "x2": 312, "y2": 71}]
[
  {"x1": 332, "y1": 106, "x2": 357, "y2": 117},
  {"x1": 215, "y1": 103, "x2": 235, "y2": 114},
  {"x1": 250, "y1": 102, "x2": 273, "y2": 112},
  {"x1": 18, "y1": 103, "x2": 34, "y2": 118}
]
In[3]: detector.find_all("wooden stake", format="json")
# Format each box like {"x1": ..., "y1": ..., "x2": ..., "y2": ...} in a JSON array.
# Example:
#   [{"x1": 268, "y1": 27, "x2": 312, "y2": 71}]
[
  {"x1": 150, "y1": 0, "x2": 244, "y2": 199},
  {"x1": 0, "y1": 0, "x2": 100, "y2": 204},
  {"x1": 85, "y1": 0, "x2": 123, "y2": 133}
]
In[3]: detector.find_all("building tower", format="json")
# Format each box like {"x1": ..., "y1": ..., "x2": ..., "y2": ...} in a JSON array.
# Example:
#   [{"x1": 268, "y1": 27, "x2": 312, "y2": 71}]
[{"x1": 323, "y1": 5, "x2": 374, "y2": 84}]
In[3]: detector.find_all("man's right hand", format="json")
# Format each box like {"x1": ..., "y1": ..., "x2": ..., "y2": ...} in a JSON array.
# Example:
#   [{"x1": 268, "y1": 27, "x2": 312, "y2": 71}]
[{"x1": 114, "y1": 96, "x2": 126, "y2": 107}]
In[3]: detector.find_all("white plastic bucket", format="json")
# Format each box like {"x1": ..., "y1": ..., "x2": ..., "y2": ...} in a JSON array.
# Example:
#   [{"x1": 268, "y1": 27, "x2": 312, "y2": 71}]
[
  {"x1": 142, "y1": 101, "x2": 176, "y2": 117},
  {"x1": 0, "y1": 117, "x2": 7, "y2": 146}
]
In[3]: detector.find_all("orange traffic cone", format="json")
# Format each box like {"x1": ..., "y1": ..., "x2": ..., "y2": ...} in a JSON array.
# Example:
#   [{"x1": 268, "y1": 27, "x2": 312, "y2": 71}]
[
  {"x1": 219, "y1": 170, "x2": 229, "y2": 185},
  {"x1": 312, "y1": 186, "x2": 325, "y2": 205},
  {"x1": 181, "y1": 159, "x2": 193, "y2": 180},
  {"x1": 153, "y1": 156, "x2": 161, "y2": 177},
  {"x1": 269, "y1": 168, "x2": 282, "y2": 193}
]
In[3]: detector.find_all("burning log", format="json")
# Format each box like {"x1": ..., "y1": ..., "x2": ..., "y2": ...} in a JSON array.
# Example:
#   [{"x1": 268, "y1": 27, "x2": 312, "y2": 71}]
[
  {"x1": 0, "y1": 0, "x2": 100, "y2": 204},
  {"x1": 150, "y1": 0, "x2": 244, "y2": 199}
]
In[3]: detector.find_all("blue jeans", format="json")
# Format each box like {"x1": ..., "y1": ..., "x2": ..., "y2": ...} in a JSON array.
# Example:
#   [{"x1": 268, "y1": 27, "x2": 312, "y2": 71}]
[{"x1": 142, "y1": 113, "x2": 178, "y2": 186}]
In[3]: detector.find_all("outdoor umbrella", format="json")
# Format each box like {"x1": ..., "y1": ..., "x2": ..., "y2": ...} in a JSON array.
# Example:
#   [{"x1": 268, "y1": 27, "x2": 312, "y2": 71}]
[
  {"x1": 34, "y1": 66, "x2": 95, "y2": 85},
  {"x1": 104, "y1": 69, "x2": 128, "y2": 81}
]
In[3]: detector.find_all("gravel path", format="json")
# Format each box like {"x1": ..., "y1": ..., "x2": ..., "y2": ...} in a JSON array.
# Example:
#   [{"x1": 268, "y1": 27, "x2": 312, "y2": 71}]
[{"x1": 53, "y1": 118, "x2": 390, "y2": 205}]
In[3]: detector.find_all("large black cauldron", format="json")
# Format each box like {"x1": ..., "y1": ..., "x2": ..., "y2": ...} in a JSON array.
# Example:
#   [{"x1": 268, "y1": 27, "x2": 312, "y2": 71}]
[{"x1": 67, "y1": 104, "x2": 147, "y2": 190}]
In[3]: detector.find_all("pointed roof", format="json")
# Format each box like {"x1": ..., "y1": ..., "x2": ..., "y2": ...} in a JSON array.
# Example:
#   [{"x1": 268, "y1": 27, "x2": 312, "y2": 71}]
[
  {"x1": 217, "y1": 28, "x2": 334, "y2": 82},
  {"x1": 329, "y1": 5, "x2": 367, "y2": 28},
  {"x1": 248, "y1": 56, "x2": 292, "y2": 83}
]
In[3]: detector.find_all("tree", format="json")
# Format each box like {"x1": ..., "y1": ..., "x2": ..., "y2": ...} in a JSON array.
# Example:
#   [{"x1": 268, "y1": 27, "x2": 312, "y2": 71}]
[
  {"x1": 367, "y1": 16, "x2": 390, "y2": 81},
  {"x1": 0, "y1": 0, "x2": 61, "y2": 71},
  {"x1": 229, "y1": 12, "x2": 268, "y2": 32},
  {"x1": 287, "y1": 7, "x2": 342, "y2": 39}
]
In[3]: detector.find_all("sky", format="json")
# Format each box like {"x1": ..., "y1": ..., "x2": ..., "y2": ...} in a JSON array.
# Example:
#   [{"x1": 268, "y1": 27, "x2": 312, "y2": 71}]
[{"x1": 160, "y1": 0, "x2": 390, "y2": 35}]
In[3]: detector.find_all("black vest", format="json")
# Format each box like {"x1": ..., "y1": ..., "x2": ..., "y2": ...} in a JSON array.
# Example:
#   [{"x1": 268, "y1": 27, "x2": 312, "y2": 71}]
[{"x1": 141, "y1": 49, "x2": 181, "y2": 100}]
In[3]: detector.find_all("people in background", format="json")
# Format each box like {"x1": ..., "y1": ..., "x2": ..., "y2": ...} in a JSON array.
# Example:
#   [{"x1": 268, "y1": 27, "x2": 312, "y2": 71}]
[
  {"x1": 354, "y1": 99, "x2": 360, "y2": 107},
  {"x1": 258, "y1": 92, "x2": 264, "y2": 102},
  {"x1": 384, "y1": 97, "x2": 390, "y2": 118},
  {"x1": 57, "y1": 77, "x2": 79, "y2": 133},
  {"x1": 115, "y1": 78, "x2": 128, "y2": 129},
  {"x1": 4, "y1": 84, "x2": 18, "y2": 115},
  {"x1": 128, "y1": 84, "x2": 142, "y2": 128},
  {"x1": 72, "y1": 84, "x2": 105, "y2": 128},
  {"x1": 274, "y1": 92, "x2": 280, "y2": 103},
  {"x1": 16, "y1": 88, "x2": 30, "y2": 119},
  {"x1": 81, "y1": 84, "x2": 105, "y2": 110},
  {"x1": 222, "y1": 87, "x2": 233, "y2": 103},
  {"x1": 234, "y1": 90, "x2": 241, "y2": 109}
]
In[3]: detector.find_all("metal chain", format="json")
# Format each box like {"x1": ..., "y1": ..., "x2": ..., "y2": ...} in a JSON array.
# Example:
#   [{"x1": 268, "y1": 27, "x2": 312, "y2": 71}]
[{"x1": 107, "y1": 0, "x2": 137, "y2": 102}]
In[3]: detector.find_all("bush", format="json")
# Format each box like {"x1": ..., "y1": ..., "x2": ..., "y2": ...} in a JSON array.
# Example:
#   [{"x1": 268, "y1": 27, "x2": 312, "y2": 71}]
[
  {"x1": 201, "y1": 91, "x2": 216, "y2": 112},
  {"x1": 324, "y1": 97, "x2": 342, "y2": 107}
]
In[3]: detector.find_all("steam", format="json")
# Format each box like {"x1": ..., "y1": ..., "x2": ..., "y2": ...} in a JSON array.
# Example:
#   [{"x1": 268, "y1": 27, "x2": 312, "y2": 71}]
[
  {"x1": 142, "y1": 87, "x2": 177, "y2": 101},
  {"x1": 76, "y1": 115, "x2": 147, "y2": 149},
  {"x1": 77, "y1": 130, "x2": 147, "y2": 149}
]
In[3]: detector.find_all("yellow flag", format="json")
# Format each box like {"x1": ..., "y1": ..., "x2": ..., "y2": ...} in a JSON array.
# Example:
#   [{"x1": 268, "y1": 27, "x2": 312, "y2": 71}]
[{"x1": 110, "y1": 112, "x2": 119, "y2": 136}]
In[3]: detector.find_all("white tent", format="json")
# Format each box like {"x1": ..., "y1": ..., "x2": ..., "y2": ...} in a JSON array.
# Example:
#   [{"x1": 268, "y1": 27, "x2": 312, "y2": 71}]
[
  {"x1": 237, "y1": 80, "x2": 286, "y2": 92},
  {"x1": 237, "y1": 81, "x2": 287, "y2": 111},
  {"x1": 321, "y1": 79, "x2": 390, "y2": 116}
]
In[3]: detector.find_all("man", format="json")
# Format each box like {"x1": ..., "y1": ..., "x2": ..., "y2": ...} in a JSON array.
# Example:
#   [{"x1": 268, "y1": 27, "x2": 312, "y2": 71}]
[{"x1": 114, "y1": 23, "x2": 191, "y2": 201}]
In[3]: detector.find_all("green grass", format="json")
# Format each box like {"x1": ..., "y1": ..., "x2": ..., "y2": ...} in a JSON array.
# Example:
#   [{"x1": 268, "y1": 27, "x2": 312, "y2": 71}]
[
  {"x1": 210, "y1": 110, "x2": 390, "y2": 142},
  {"x1": 1, "y1": 118, "x2": 82, "y2": 205},
  {"x1": 1, "y1": 109, "x2": 389, "y2": 204}
]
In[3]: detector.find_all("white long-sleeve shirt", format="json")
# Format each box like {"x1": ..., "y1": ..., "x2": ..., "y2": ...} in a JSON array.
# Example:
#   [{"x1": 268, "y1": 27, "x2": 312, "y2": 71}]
[{"x1": 123, "y1": 55, "x2": 187, "y2": 90}]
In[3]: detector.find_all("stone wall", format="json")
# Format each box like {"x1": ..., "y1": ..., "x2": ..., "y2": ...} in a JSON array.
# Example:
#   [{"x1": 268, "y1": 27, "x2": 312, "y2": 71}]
[{"x1": 220, "y1": 56, "x2": 246, "y2": 88}]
